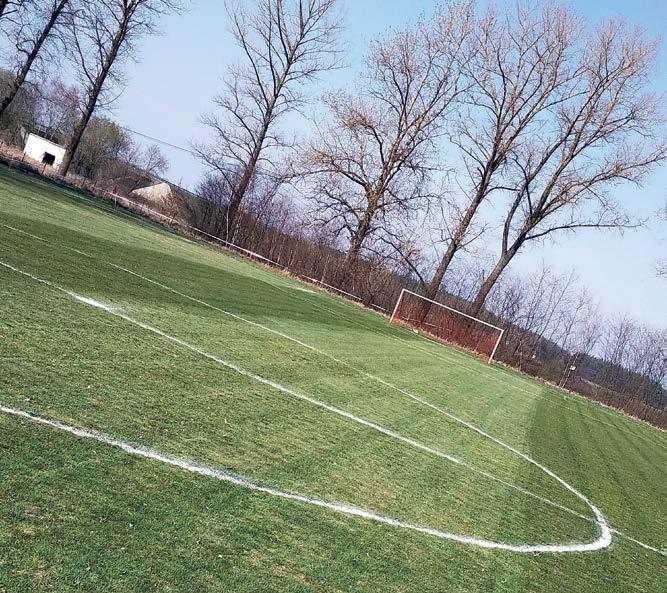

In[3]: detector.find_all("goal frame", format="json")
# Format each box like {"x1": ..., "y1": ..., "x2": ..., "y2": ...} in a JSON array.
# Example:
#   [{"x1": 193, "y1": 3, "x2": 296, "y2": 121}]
[{"x1": 390, "y1": 289, "x2": 505, "y2": 363}]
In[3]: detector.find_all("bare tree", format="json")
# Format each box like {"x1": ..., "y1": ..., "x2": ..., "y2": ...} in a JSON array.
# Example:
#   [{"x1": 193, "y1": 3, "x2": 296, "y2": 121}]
[
  {"x1": 602, "y1": 314, "x2": 638, "y2": 390},
  {"x1": 424, "y1": 2, "x2": 580, "y2": 300},
  {"x1": 194, "y1": 0, "x2": 342, "y2": 239},
  {"x1": 626, "y1": 325, "x2": 666, "y2": 401},
  {"x1": 553, "y1": 285, "x2": 596, "y2": 354},
  {"x1": 303, "y1": 2, "x2": 473, "y2": 266},
  {"x1": 0, "y1": 0, "x2": 70, "y2": 120},
  {"x1": 470, "y1": 19, "x2": 666, "y2": 315},
  {"x1": 36, "y1": 78, "x2": 78, "y2": 132},
  {"x1": 58, "y1": 0, "x2": 185, "y2": 176}
]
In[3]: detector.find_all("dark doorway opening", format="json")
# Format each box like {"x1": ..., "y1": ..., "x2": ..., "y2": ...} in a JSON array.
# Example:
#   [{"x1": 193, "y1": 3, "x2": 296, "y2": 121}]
[{"x1": 42, "y1": 152, "x2": 56, "y2": 166}]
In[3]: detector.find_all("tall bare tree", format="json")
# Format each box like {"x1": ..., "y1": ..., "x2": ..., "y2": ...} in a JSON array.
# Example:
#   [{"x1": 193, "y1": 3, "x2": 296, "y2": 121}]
[
  {"x1": 0, "y1": 0, "x2": 71, "y2": 120},
  {"x1": 424, "y1": 3, "x2": 580, "y2": 300},
  {"x1": 34, "y1": 77, "x2": 79, "y2": 137},
  {"x1": 470, "y1": 19, "x2": 666, "y2": 315},
  {"x1": 58, "y1": 0, "x2": 185, "y2": 176},
  {"x1": 195, "y1": 0, "x2": 342, "y2": 239},
  {"x1": 304, "y1": 2, "x2": 473, "y2": 266}
]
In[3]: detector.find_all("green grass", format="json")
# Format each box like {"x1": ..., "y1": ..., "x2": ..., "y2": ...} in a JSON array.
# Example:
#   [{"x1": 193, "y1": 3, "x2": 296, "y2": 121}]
[{"x1": 0, "y1": 165, "x2": 665, "y2": 592}]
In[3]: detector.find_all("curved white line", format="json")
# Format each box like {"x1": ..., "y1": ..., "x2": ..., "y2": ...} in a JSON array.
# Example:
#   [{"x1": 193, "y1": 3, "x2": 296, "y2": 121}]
[
  {"x1": 0, "y1": 404, "x2": 609, "y2": 553},
  {"x1": 0, "y1": 260, "x2": 612, "y2": 553}
]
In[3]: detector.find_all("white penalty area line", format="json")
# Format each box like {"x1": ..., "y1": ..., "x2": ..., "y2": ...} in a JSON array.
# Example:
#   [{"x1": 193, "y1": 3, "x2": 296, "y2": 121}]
[{"x1": 0, "y1": 259, "x2": 617, "y2": 555}]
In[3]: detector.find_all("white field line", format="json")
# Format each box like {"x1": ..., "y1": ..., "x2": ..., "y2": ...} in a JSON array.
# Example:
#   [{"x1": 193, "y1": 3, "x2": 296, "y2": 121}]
[
  {"x1": 3, "y1": 405, "x2": 656, "y2": 555},
  {"x1": 293, "y1": 286, "x2": 318, "y2": 294},
  {"x1": 0, "y1": 259, "x2": 615, "y2": 554},
  {"x1": 1, "y1": 231, "x2": 664, "y2": 553}
]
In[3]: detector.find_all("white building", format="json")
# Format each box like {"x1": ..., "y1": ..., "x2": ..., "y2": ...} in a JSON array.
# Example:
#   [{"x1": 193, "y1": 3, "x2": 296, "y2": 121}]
[{"x1": 23, "y1": 133, "x2": 66, "y2": 169}]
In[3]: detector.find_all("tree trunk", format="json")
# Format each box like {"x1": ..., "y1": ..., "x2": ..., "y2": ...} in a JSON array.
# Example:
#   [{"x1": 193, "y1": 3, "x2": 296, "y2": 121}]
[
  {"x1": 425, "y1": 170, "x2": 495, "y2": 301},
  {"x1": 0, "y1": 0, "x2": 69, "y2": 120},
  {"x1": 425, "y1": 238, "x2": 458, "y2": 301},
  {"x1": 225, "y1": 46, "x2": 296, "y2": 238},
  {"x1": 470, "y1": 248, "x2": 516, "y2": 317},
  {"x1": 344, "y1": 232, "x2": 364, "y2": 267},
  {"x1": 59, "y1": 14, "x2": 127, "y2": 177},
  {"x1": 344, "y1": 196, "x2": 377, "y2": 266},
  {"x1": 226, "y1": 158, "x2": 255, "y2": 240}
]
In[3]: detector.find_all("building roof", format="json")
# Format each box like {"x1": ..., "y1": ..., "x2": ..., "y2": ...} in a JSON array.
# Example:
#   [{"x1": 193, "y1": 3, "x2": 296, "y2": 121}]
[
  {"x1": 25, "y1": 132, "x2": 66, "y2": 152},
  {"x1": 22, "y1": 125, "x2": 65, "y2": 147},
  {"x1": 130, "y1": 182, "x2": 173, "y2": 202}
]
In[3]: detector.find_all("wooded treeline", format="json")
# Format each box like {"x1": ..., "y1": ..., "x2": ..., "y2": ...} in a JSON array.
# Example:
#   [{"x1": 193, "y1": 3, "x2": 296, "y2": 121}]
[{"x1": 0, "y1": 0, "x2": 664, "y2": 425}]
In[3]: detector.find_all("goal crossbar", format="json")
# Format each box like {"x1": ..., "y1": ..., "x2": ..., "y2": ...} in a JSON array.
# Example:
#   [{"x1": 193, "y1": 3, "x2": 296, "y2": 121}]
[{"x1": 390, "y1": 289, "x2": 505, "y2": 363}]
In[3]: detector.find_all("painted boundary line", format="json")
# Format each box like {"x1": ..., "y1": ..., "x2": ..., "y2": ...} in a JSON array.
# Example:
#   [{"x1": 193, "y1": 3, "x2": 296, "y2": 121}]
[
  {"x1": 0, "y1": 259, "x2": 614, "y2": 554},
  {"x1": 0, "y1": 404, "x2": 609, "y2": 553},
  {"x1": 389, "y1": 322, "x2": 667, "y2": 448},
  {"x1": 1, "y1": 228, "x2": 664, "y2": 553},
  {"x1": 2, "y1": 404, "x2": 658, "y2": 555}
]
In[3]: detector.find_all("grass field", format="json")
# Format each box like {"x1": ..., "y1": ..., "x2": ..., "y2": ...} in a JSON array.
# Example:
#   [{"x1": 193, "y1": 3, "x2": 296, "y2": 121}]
[{"x1": 0, "y1": 164, "x2": 665, "y2": 592}]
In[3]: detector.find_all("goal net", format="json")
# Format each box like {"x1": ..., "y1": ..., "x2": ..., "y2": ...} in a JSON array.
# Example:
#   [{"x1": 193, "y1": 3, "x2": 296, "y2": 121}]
[{"x1": 390, "y1": 289, "x2": 505, "y2": 363}]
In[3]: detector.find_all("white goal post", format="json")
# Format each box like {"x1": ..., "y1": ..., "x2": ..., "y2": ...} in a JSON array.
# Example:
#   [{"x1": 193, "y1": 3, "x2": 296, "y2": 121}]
[{"x1": 390, "y1": 289, "x2": 505, "y2": 363}]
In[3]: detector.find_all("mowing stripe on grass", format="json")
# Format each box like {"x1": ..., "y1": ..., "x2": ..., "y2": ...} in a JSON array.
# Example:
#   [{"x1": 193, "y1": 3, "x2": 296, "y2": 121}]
[
  {"x1": 0, "y1": 259, "x2": 615, "y2": 554},
  {"x1": 3, "y1": 221, "x2": 662, "y2": 453},
  {"x1": 2, "y1": 210, "x2": 661, "y2": 443}
]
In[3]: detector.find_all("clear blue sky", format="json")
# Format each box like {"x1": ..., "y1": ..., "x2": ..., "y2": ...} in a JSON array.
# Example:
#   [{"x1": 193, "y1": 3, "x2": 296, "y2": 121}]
[{"x1": 113, "y1": 0, "x2": 667, "y2": 327}]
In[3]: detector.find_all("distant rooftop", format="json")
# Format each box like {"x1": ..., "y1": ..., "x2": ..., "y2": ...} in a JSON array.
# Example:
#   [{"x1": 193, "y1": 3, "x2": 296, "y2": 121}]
[{"x1": 22, "y1": 125, "x2": 64, "y2": 147}]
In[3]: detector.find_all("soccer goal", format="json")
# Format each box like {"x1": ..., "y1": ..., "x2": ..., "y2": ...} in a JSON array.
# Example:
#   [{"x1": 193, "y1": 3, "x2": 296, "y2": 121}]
[{"x1": 390, "y1": 289, "x2": 505, "y2": 363}]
